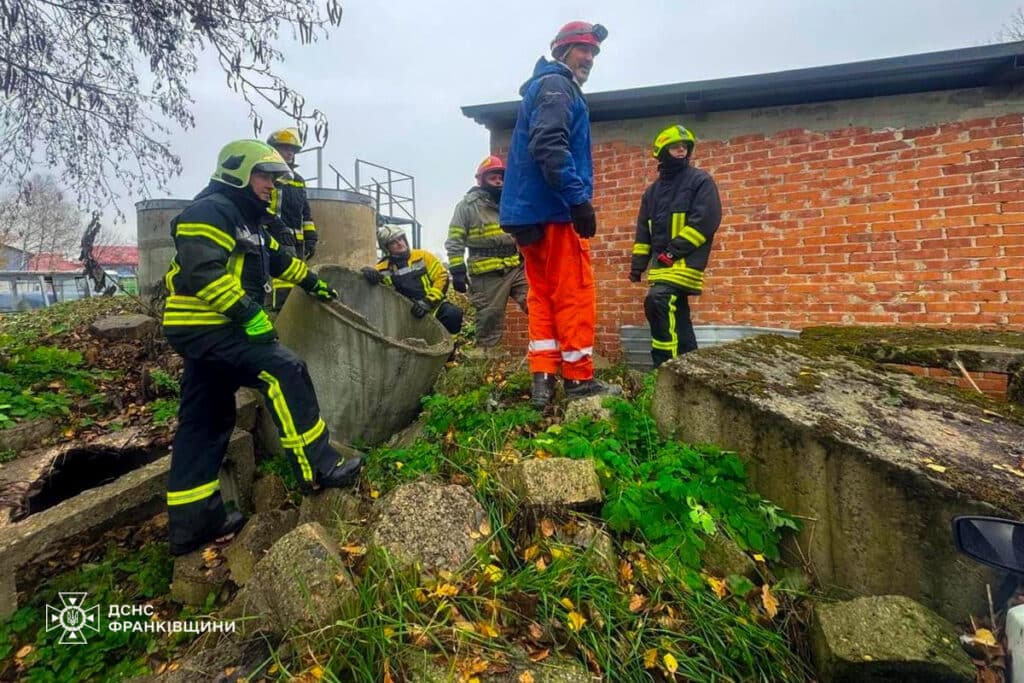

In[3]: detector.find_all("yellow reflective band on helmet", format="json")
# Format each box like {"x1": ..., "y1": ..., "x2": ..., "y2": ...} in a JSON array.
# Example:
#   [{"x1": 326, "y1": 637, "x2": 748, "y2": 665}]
[
  {"x1": 258, "y1": 370, "x2": 314, "y2": 482},
  {"x1": 167, "y1": 480, "x2": 219, "y2": 506},
  {"x1": 176, "y1": 223, "x2": 235, "y2": 252},
  {"x1": 632, "y1": 243, "x2": 651, "y2": 256},
  {"x1": 280, "y1": 418, "x2": 326, "y2": 449}
]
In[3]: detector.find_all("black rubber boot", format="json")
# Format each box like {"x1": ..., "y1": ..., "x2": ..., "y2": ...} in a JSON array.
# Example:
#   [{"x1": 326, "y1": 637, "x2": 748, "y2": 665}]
[
  {"x1": 319, "y1": 454, "x2": 365, "y2": 489},
  {"x1": 564, "y1": 378, "x2": 623, "y2": 400},
  {"x1": 169, "y1": 510, "x2": 247, "y2": 557},
  {"x1": 531, "y1": 372, "x2": 557, "y2": 408}
]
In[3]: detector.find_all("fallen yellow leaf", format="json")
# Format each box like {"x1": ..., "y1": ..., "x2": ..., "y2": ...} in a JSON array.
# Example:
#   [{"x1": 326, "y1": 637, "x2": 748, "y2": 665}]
[
  {"x1": 339, "y1": 544, "x2": 367, "y2": 556},
  {"x1": 383, "y1": 659, "x2": 395, "y2": 683},
  {"x1": 370, "y1": 489, "x2": 380, "y2": 499},
  {"x1": 15, "y1": 645, "x2": 33, "y2": 660},
  {"x1": 482, "y1": 564, "x2": 503, "y2": 583},
  {"x1": 925, "y1": 463, "x2": 947, "y2": 473},
  {"x1": 383, "y1": 626, "x2": 395, "y2": 639},
  {"x1": 519, "y1": 672, "x2": 536, "y2": 683},
  {"x1": 535, "y1": 557, "x2": 547, "y2": 573},
  {"x1": 523, "y1": 545, "x2": 539, "y2": 562},
  {"x1": 705, "y1": 576, "x2": 727, "y2": 599},
  {"x1": 527, "y1": 647, "x2": 550, "y2": 662},
  {"x1": 549, "y1": 546, "x2": 568, "y2": 560},
  {"x1": 974, "y1": 628, "x2": 999, "y2": 647},
  {"x1": 540, "y1": 519, "x2": 555, "y2": 537},
  {"x1": 753, "y1": 553, "x2": 765, "y2": 562},
  {"x1": 476, "y1": 622, "x2": 499, "y2": 638},
  {"x1": 432, "y1": 583, "x2": 460, "y2": 598},
  {"x1": 761, "y1": 584, "x2": 779, "y2": 619},
  {"x1": 560, "y1": 597, "x2": 575, "y2": 610},
  {"x1": 628, "y1": 594, "x2": 647, "y2": 613},
  {"x1": 454, "y1": 620, "x2": 475, "y2": 632},
  {"x1": 566, "y1": 610, "x2": 587, "y2": 632},
  {"x1": 479, "y1": 519, "x2": 492, "y2": 536},
  {"x1": 643, "y1": 648, "x2": 658, "y2": 669},
  {"x1": 311, "y1": 665, "x2": 324, "y2": 680},
  {"x1": 663, "y1": 653, "x2": 679, "y2": 674}
]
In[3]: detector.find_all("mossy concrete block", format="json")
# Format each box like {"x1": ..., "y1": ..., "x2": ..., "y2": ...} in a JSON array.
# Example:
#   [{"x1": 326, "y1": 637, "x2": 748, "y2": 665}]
[
  {"x1": 810, "y1": 595, "x2": 974, "y2": 683},
  {"x1": 223, "y1": 509, "x2": 298, "y2": 586},
  {"x1": 88, "y1": 314, "x2": 158, "y2": 341},
  {"x1": 500, "y1": 458, "x2": 603, "y2": 509},
  {"x1": 700, "y1": 533, "x2": 757, "y2": 580},
  {"x1": 234, "y1": 388, "x2": 260, "y2": 432},
  {"x1": 226, "y1": 522, "x2": 355, "y2": 637},
  {"x1": 0, "y1": 418, "x2": 56, "y2": 455},
  {"x1": 297, "y1": 488, "x2": 363, "y2": 538},
  {"x1": 563, "y1": 395, "x2": 612, "y2": 423},
  {"x1": 219, "y1": 429, "x2": 255, "y2": 515},
  {"x1": 252, "y1": 474, "x2": 290, "y2": 513},
  {"x1": 370, "y1": 480, "x2": 486, "y2": 574},
  {"x1": 406, "y1": 648, "x2": 595, "y2": 682},
  {"x1": 169, "y1": 549, "x2": 231, "y2": 606}
]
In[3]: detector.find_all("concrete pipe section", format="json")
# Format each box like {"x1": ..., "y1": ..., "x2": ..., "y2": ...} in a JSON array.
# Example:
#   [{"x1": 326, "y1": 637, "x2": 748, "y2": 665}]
[
  {"x1": 276, "y1": 265, "x2": 453, "y2": 448},
  {"x1": 305, "y1": 188, "x2": 377, "y2": 271},
  {"x1": 135, "y1": 198, "x2": 192, "y2": 302}
]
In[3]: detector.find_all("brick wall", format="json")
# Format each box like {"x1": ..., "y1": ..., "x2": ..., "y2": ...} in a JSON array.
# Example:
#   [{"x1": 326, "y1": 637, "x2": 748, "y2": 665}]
[{"x1": 491, "y1": 88, "x2": 1024, "y2": 360}]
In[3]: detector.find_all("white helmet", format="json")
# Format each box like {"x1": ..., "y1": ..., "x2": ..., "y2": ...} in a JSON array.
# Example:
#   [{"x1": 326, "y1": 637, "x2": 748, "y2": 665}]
[{"x1": 377, "y1": 224, "x2": 408, "y2": 252}]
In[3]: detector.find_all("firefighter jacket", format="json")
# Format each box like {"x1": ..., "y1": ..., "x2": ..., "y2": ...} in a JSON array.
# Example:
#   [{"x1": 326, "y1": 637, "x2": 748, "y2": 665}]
[
  {"x1": 446, "y1": 187, "x2": 521, "y2": 276},
  {"x1": 631, "y1": 162, "x2": 722, "y2": 295},
  {"x1": 162, "y1": 183, "x2": 317, "y2": 343},
  {"x1": 267, "y1": 168, "x2": 317, "y2": 251},
  {"x1": 374, "y1": 249, "x2": 449, "y2": 306},
  {"x1": 499, "y1": 58, "x2": 592, "y2": 230}
]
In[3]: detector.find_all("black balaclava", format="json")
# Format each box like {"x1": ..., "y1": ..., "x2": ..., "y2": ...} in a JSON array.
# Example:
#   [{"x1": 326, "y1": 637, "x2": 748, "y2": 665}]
[
  {"x1": 482, "y1": 184, "x2": 502, "y2": 203},
  {"x1": 657, "y1": 148, "x2": 691, "y2": 180}
]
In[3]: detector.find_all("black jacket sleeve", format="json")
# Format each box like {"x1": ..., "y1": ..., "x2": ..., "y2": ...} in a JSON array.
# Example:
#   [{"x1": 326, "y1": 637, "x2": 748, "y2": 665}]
[
  {"x1": 670, "y1": 174, "x2": 723, "y2": 259},
  {"x1": 631, "y1": 188, "x2": 653, "y2": 273}
]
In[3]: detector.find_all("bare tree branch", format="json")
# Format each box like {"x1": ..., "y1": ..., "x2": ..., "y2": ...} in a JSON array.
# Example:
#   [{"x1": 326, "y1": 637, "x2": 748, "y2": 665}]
[
  {"x1": 0, "y1": 0, "x2": 344, "y2": 216},
  {"x1": 995, "y1": 6, "x2": 1024, "y2": 41}
]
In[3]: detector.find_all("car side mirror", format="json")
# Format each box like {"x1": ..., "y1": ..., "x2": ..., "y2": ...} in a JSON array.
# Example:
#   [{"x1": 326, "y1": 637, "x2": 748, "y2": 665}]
[{"x1": 953, "y1": 516, "x2": 1024, "y2": 575}]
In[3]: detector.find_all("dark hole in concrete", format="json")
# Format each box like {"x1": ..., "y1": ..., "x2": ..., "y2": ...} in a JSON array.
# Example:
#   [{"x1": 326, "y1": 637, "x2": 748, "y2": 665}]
[{"x1": 14, "y1": 445, "x2": 164, "y2": 521}]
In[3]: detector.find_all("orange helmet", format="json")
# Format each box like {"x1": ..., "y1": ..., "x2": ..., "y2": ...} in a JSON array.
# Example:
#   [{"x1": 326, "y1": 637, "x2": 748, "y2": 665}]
[
  {"x1": 551, "y1": 21, "x2": 607, "y2": 57},
  {"x1": 475, "y1": 155, "x2": 505, "y2": 185}
]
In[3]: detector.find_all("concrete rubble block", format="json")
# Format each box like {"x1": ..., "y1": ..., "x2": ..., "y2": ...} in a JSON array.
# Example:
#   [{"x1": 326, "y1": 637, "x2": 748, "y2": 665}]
[
  {"x1": 500, "y1": 458, "x2": 603, "y2": 509},
  {"x1": 387, "y1": 416, "x2": 427, "y2": 450},
  {"x1": 370, "y1": 480, "x2": 486, "y2": 574},
  {"x1": 700, "y1": 533, "x2": 758, "y2": 580},
  {"x1": 297, "y1": 488, "x2": 363, "y2": 538},
  {"x1": 125, "y1": 637, "x2": 268, "y2": 683},
  {"x1": 226, "y1": 522, "x2": 355, "y2": 637},
  {"x1": 406, "y1": 648, "x2": 596, "y2": 683},
  {"x1": 0, "y1": 418, "x2": 56, "y2": 455},
  {"x1": 557, "y1": 519, "x2": 616, "y2": 578},
  {"x1": 251, "y1": 395, "x2": 284, "y2": 460},
  {"x1": 810, "y1": 595, "x2": 974, "y2": 683},
  {"x1": 88, "y1": 314, "x2": 158, "y2": 341},
  {"x1": 651, "y1": 335, "x2": 1024, "y2": 622},
  {"x1": 563, "y1": 395, "x2": 613, "y2": 423},
  {"x1": 223, "y1": 509, "x2": 299, "y2": 586},
  {"x1": 252, "y1": 474, "x2": 290, "y2": 513},
  {"x1": 234, "y1": 388, "x2": 261, "y2": 433},
  {"x1": 219, "y1": 429, "x2": 255, "y2": 515},
  {"x1": 276, "y1": 265, "x2": 453, "y2": 448},
  {"x1": 169, "y1": 548, "x2": 232, "y2": 606}
]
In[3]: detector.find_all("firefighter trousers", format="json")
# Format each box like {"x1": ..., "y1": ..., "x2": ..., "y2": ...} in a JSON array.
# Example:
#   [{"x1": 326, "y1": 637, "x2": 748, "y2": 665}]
[
  {"x1": 520, "y1": 223, "x2": 595, "y2": 380},
  {"x1": 468, "y1": 266, "x2": 528, "y2": 347},
  {"x1": 166, "y1": 329, "x2": 338, "y2": 550},
  {"x1": 644, "y1": 283, "x2": 697, "y2": 368}
]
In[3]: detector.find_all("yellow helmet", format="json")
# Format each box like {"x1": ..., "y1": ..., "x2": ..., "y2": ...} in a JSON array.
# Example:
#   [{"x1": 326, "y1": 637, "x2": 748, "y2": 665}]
[
  {"x1": 211, "y1": 140, "x2": 291, "y2": 188},
  {"x1": 652, "y1": 124, "x2": 696, "y2": 159},
  {"x1": 266, "y1": 127, "x2": 303, "y2": 152}
]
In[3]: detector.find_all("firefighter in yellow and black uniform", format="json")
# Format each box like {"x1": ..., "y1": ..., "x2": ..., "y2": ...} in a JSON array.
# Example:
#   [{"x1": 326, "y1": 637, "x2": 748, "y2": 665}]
[
  {"x1": 630, "y1": 124, "x2": 722, "y2": 368},
  {"x1": 162, "y1": 139, "x2": 363, "y2": 556},
  {"x1": 361, "y1": 224, "x2": 464, "y2": 334},
  {"x1": 265, "y1": 127, "x2": 319, "y2": 310}
]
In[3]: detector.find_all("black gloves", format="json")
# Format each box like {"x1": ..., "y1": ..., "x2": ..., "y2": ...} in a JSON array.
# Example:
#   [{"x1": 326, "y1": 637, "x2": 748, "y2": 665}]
[
  {"x1": 452, "y1": 270, "x2": 468, "y2": 293},
  {"x1": 569, "y1": 201, "x2": 597, "y2": 239},
  {"x1": 304, "y1": 241, "x2": 317, "y2": 260},
  {"x1": 361, "y1": 266, "x2": 384, "y2": 285},
  {"x1": 629, "y1": 269, "x2": 643, "y2": 283},
  {"x1": 411, "y1": 300, "x2": 431, "y2": 318}
]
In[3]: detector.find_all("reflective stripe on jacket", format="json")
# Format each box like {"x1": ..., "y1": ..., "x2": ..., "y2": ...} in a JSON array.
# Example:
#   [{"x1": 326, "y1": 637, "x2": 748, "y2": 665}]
[
  {"x1": 374, "y1": 249, "x2": 449, "y2": 305},
  {"x1": 446, "y1": 187, "x2": 521, "y2": 275}
]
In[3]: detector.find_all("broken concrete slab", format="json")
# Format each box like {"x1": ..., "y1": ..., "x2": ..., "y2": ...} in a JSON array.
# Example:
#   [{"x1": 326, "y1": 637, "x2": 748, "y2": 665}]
[
  {"x1": 88, "y1": 314, "x2": 159, "y2": 341},
  {"x1": 126, "y1": 637, "x2": 268, "y2": 683},
  {"x1": 810, "y1": 595, "x2": 974, "y2": 683},
  {"x1": 370, "y1": 480, "x2": 486, "y2": 574},
  {"x1": 560, "y1": 519, "x2": 616, "y2": 578},
  {"x1": 219, "y1": 429, "x2": 255, "y2": 516},
  {"x1": 406, "y1": 648, "x2": 595, "y2": 683},
  {"x1": 276, "y1": 265, "x2": 452, "y2": 447},
  {"x1": 252, "y1": 475, "x2": 290, "y2": 514},
  {"x1": 234, "y1": 388, "x2": 260, "y2": 432},
  {"x1": 700, "y1": 533, "x2": 758, "y2": 580},
  {"x1": 297, "y1": 488, "x2": 362, "y2": 538},
  {"x1": 499, "y1": 458, "x2": 603, "y2": 510},
  {"x1": 0, "y1": 418, "x2": 56, "y2": 456},
  {"x1": 651, "y1": 334, "x2": 1023, "y2": 622},
  {"x1": 223, "y1": 509, "x2": 298, "y2": 586},
  {"x1": 563, "y1": 395, "x2": 613, "y2": 423},
  {"x1": 387, "y1": 415, "x2": 427, "y2": 450},
  {"x1": 169, "y1": 548, "x2": 231, "y2": 606},
  {"x1": 226, "y1": 522, "x2": 354, "y2": 637}
]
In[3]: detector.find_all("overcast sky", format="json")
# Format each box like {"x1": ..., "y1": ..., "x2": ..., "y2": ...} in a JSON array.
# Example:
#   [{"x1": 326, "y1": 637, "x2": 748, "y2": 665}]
[{"x1": 113, "y1": 0, "x2": 1023, "y2": 257}]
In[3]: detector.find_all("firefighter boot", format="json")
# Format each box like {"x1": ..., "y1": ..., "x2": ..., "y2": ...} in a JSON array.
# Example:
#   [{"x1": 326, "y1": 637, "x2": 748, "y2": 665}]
[
  {"x1": 319, "y1": 454, "x2": 365, "y2": 489},
  {"x1": 564, "y1": 378, "x2": 623, "y2": 400},
  {"x1": 169, "y1": 509, "x2": 247, "y2": 557},
  {"x1": 531, "y1": 372, "x2": 557, "y2": 408}
]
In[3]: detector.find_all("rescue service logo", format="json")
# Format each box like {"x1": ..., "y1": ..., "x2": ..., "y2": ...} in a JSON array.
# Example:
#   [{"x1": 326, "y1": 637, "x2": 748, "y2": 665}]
[{"x1": 45, "y1": 592, "x2": 100, "y2": 645}]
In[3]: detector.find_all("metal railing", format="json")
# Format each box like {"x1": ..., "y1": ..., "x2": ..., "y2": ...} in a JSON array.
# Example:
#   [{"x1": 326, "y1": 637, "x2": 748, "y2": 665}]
[{"x1": 319, "y1": 158, "x2": 422, "y2": 249}]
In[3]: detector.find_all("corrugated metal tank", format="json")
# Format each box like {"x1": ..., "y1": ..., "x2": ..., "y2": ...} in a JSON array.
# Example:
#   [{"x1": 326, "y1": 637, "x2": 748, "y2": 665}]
[
  {"x1": 135, "y1": 199, "x2": 191, "y2": 301},
  {"x1": 305, "y1": 188, "x2": 377, "y2": 270},
  {"x1": 276, "y1": 265, "x2": 452, "y2": 447}
]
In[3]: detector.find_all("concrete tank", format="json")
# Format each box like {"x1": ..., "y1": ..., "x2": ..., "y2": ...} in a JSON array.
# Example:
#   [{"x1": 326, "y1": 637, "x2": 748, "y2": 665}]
[
  {"x1": 276, "y1": 265, "x2": 453, "y2": 447},
  {"x1": 305, "y1": 188, "x2": 377, "y2": 270},
  {"x1": 135, "y1": 199, "x2": 191, "y2": 302}
]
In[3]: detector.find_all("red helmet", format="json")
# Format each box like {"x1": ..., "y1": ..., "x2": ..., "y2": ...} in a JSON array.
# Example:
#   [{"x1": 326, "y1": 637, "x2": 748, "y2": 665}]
[
  {"x1": 475, "y1": 155, "x2": 505, "y2": 184},
  {"x1": 551, "y1": 21, "x2": 608, "y2": 56}
]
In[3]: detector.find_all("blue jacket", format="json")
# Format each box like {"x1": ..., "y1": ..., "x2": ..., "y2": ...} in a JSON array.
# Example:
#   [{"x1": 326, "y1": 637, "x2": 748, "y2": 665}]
[{"x1": 499, "y1": 58, "x2": 593, "y2": 230}]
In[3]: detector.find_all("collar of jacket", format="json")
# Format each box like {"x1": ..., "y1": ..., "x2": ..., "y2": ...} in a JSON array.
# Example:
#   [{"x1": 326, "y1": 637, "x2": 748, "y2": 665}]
[
  {"x1": 464, "y1": 186, "x2": 496, "y2": 207},
  {"x1": 520, "y1": 57, "x2": 579, "y2": 95}
]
